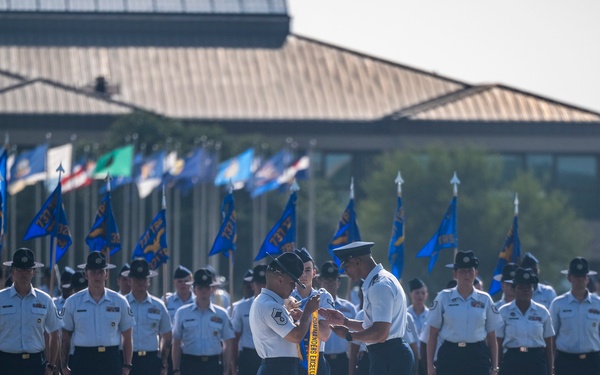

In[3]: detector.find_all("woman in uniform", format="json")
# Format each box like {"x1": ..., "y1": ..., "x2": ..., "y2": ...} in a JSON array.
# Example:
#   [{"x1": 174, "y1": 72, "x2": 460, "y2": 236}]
[
  {"x1": 426, "y1": 250, "x2": 502, "y2": 375},
  {"x1": 496, "y1": 267, "x2": 554, "y2": 375}
]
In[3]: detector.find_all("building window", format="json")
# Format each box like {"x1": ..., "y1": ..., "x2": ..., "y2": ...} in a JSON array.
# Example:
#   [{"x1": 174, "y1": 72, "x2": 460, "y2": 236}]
[{"x1": 556, "y1": 155, "x2": 598, "y2": 218}]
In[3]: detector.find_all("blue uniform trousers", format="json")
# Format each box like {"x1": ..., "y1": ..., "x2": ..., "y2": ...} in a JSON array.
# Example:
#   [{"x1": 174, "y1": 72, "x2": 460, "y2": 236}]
[
  {"x1": 355, "y1": 352, "x2": 370, "y2": 375},
  {"x1": 436, "y1": 341, "x2": 490, "y2": 375},
  {"x1": 131, "y1": 351, "x2": 161, "y2": 375},
  {"x1": 180, "y1": 354, "x2": 222, "y2": 375},
  {"x1": 555, "y1": 350, "x2": 600, "y2": 375},
  {"x1": 324, "y1": 352, "x2": 349, "y2": 375},
  {"x1": 258, "y1": 357, "x2": 299, "y2": 375},
  {"x1": 367, "y1": 338, "x2": 413, "y2": 375},
  {"x1": 71, "y1": 346, "x2": 121, "y2": 375},
  {"x1": 499, "y1": 347, "x2": 547, "y2": 375},
  {"x1": 0, "y1": 351, "x2": 44, "y2": 375},
  {"x1": 238, "y1": 348, "x2": 261, "y2": 375}
]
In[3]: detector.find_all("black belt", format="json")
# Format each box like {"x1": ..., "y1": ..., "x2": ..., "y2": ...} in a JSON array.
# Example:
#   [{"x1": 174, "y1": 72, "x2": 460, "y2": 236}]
[
  {"x1": 324, "y1": 353, "x2": 347, "y2": 360},
  {"x1": 506, "y1": 347, "x2": 544, "y2": 353},
  {"x1": 182, "y1": 354, "x2": 219, "y2": 362},
  {"x1": 0, "y1": 351, "x2": 43, "y2": 360},
  {"x1": 133, "y1": 350, "x2": 158, "y2": 357},
  {"x1": 557, "y1": 350, "x2": 600, "y2": 360},
  {"x1": 75, "y1": 345, "x2": 119, "y2": 353},
  {"x1": 444, "y1": 340, "x2": 484, "y2": 348},
  {"x1": 241, "y1": 347, "x2": 257, "y2": 352},
  {"x1": 262, "y1": 357, "x2": 299, "y2": 364}
]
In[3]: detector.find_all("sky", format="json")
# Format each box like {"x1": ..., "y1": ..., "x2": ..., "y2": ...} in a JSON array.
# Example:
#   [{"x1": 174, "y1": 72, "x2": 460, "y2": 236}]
[{"x1": 288, "y1": 0, "x2": 600, "y2": 113}]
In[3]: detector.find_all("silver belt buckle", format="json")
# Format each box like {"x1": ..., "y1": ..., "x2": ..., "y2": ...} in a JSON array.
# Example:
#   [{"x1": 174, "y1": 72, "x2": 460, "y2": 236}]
[
  {"x1": 458, "y1": 342, "x2": 467, "y2": 348},
  {"x1": 519, "y1": 347, "x2": 528, "y2": 352},
  {"x1": 579, "y1": 354, "x2": 587, "y2": 359},
  {"x1": 137, "y1": 351, "x2": 147, "y2": 356},
  {"x1": 21, "y1": 353, "x2": 30, "y2": 359},
  {"x1": 98, "y1": 346, "x2": 106, "y2": 353}
]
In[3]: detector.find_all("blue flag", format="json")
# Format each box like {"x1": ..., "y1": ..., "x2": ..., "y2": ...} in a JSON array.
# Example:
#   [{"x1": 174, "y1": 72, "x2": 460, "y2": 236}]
[
  {"x1": 328, "y1": 199, "x2": 361, "y2": 265},
  {"x1": 86, "y1": 191, "x2": 121, "y2": 256},
  {"x1": 255, "y1": 191, "x2": 297, "y2": 261},
  {"x1": 0, "y1": 148, "x2": 7, "y2": 257},
  {"x1": 209, "y1": 192, "x2": 236, "y2": 257},
  {"x1": 132, "y1": 209, "x2": 169, "y2": 270},
  {"x1": 136, "y1": 151, "x2": 166, "y2": 198},
  {"x1": 165, "y1": 148, "x2": 216, "y2": 192},
  {"x1": 416, "y1": 196, "x2": 458, "y2": 273},
  {"x1": 214, "y1": 148, "x2": 254, "y2": 186},
  {"x1": 23, "y1": 183, "x2": 72, "y2": 265},
  {"x1": 388, "y1": 196, "x2": 405, "y2": 279},
  {"x1": 248, "y1": 149, "x2": 292, "y2": 198},
  {"x1": 489, "y1": 215, "x2": 520, "y2": 296},
  {"x1": 8, "y1": 144, "x2": 48, "y2": 195}
]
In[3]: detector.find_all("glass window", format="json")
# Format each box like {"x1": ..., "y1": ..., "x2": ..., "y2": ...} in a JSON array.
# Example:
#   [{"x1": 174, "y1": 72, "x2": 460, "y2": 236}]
[
  {"x1": 526, "y1": 154, "x2": 553, "y2": 186},
  {"x1": 489, "y1": 154, "x2": 524, "y2": 182},
  {"x1": 556, "y1": 156, "x2": 597, "y2": 189}
]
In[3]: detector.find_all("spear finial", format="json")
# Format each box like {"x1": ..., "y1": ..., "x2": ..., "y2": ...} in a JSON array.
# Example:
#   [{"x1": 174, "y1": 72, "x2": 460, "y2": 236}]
[
  {"x1": 395, "y1": 171, "x2": 404, "y2": 195},
  {"x1": 450, "y1": 171, "x2": 460, "y2": 196}
]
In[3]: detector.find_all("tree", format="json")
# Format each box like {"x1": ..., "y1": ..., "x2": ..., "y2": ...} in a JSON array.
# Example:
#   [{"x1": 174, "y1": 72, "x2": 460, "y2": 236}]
[{"x1": 359, "y1": 147, "x2": 589, "y2": 296}]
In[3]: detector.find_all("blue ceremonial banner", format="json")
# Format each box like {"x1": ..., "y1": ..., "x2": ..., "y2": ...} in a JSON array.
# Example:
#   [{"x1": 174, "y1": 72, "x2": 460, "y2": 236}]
[
  {"x1": 255, "y1": 191, "x2": 297, "y2": 261},
  {"x1": 0, "y1": 148, "x2": 7, "y2": 257},
  {"x1": 248, "y1": 149, "x2": 292, "y2": 198},
  {"x1": 136, "y1": 151, "x2": 166, "y2": 198},
  {"x1": 214, "y1": 148, "x2": 254, "y2": 187},
  {"x1": 23, "y1": 183, "x2": 72, "y2": 265},
  {"x1": 165, "y1": 148, "x2": 216, "y2": 192},
  {"x1": 416, "y1": 196, "x2": 457, "y2": 273},
  {"x1": 489, "y1": 216, "x2": 520, "y2": 296},
  {"x1": 8, "y1": 144, "x2": 48, "y2": 195},
  {"x1": 388, "y1": 196, "x2": 405, "y2": 279},
  {"x1": 209, "y1": 192, "x2": 236, "y2": 257},
  {"x1": 86, "y1": 191, "x2": 121, "y2": 256},
  {"x1": 132, "y1": 209, "x2": 169, "y2": 270},
  {"x1": 328, "y1": 199, "x2": 361, "y2": 265}
]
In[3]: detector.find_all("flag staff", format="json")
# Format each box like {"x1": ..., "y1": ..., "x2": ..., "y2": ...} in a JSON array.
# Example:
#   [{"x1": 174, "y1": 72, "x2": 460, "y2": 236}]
[
  {"x1": 514, "y1": 193, "x2": 519, "y2": 215},
  {"x1": 161, "y1": 185, "x2": 168, "y2": 300},
  {"x1": 48, "y1": 163, "x2": 65, "y2": 296},
  {"x1": 227, "y1": 181, "x2": 235, "y2": 313},
  {"x1": 105, "y1": 173, "x2": 112, "y2": 267},
  {"x1": 450, "y1": 172, "x2": 460, "y2": 258}
]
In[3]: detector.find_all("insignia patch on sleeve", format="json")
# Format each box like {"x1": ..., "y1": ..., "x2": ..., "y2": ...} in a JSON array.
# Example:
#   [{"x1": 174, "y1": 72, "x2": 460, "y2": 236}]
[
  {"x1": 429, "y1": 301, "x2": 438, "y2": 311},
  {"x1": 491, "y1": 304, "x2": 499, "y2": 314},
  {"x1": 271, "y1": 308, "x2": 287, "y2": 325},
  {"x1": 128, "y1": 307, "x2": 134, "y2": 317}
]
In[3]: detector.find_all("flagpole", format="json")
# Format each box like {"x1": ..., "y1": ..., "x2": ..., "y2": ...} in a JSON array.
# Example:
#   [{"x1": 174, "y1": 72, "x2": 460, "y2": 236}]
[
  {"x1": 48, "y1": 163, "x2": 65, "y2": 298},
  {"x1": 227, "y1": 181, "x2": 235, "y2": 314},
  {"x1": 450, "y1": 172, "x2": 460, "y2": 258},
  {"x1": 346, "y1": 178, "x2": 354, "y2": 301},
  {"x1": 161, "y1": 185, "x2": 169, "y2": 300},
  {"x1": 105, "y1": 173, "x2": 112, "y2": 268},
  {"x1": 395, "y1": 171, "x2": 404, "y2": 282}
]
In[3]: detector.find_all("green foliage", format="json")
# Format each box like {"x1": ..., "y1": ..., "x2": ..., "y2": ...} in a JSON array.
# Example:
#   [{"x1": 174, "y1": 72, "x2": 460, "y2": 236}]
[{"x1": 358, "y1": 147, "x2": 589, "y2": 297}]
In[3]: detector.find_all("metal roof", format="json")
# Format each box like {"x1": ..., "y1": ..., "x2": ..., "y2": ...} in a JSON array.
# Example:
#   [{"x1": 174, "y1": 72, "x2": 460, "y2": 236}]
[
  {"x1": 0, "y1": 78, "x2": 134, "y2": 115},
  {"x1": 0, "y1": 35, "x2": 466, "y2": 120},
  {"x1": 389, "y1": 84, "x2": 600, "y2": 123},
  {"x1": 0, "y1": 0, "x2": 287, "y2": 14}
]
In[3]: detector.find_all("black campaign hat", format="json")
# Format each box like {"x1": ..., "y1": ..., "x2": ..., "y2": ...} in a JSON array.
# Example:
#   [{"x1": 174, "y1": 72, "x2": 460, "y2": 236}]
[
  {"x1": 333, "y1": 241, "x2": 374, "y2": 263},
  {"x1": 445, "y1": 250, "x2": 479, "y2": 269},
  {"x1": 78, "y1": 251, "x2": 116, "y2": 270},
  {"x1": 408, "y1": 278, "x2": 425, "y2": 292},
  {"x1": 509, "y1": 267, "x2": 539, "y2": 285},
  {"x1": 60, "y1": 267, "x2": 76, "y2": 288},
  {"x1": 493, "y1": 262, "x2": 518, "y2": 282},
  {"x1": 243, "y1": 269, "x2": 254, "y2": 282},
  {"x1": 188, "y1": 268, "x2": 221, "y2": 287},
  {"x1": 267, "y1": 252, "x2": 305, "y2": 289},
  {"x1": 561, "y1": 257, "x2": 597, "y2": 276},
  {"x1": 3, "y1": 248, "x2": 44, "y2": 269},
  {"x1": 251, "y1": 265, "x2": 267, "y2": 284},
  {"x1": 294, "y1": 247, "x2": 314, "y2": 264},
  {"x1": 118, "y1": 263, "x2": 130, "y2": 277},
  {"x1": 318, "y1": 260, "x2": 345, "y2": 279},
  {"x1": 173, "y1": 265, "x2": 192, "y2": 279},
  {"x1": 122, "y1": 258, "x2": 158, "y2": 278},
  {"x1": 70, "y1": 271, "x2": 88, "y2": 290},
  {"x1": 521, "y1": 252, "x2": 539, "y2": 268}
]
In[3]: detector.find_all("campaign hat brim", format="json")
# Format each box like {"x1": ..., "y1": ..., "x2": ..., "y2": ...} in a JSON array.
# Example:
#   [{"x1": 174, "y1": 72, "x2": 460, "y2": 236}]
[
  {"x1": 121, "y1": 269, "x2": 159, "y2": 278},
  {"x1": 3, "y1": 261, "x2": 45, "y2": 269},
  {"x1": 77, "y1": 263, "x2": 117, "y2": 270}
]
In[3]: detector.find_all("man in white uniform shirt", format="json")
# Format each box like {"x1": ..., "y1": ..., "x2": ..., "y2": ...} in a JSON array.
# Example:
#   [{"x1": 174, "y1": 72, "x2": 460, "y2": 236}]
[
  {"x1": 321, "y1": 241, "x2": 414, "y2": 375},
  {"x1": 249, "y1": 252, "x2": 320, "y2": 375},
  {"x1": 521, "y1": 252, "x2": 556, "y2": 309}
]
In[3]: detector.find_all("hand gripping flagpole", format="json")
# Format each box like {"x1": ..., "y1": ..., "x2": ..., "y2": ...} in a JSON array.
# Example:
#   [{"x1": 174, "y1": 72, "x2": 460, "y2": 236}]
[
  {"x1": 450, "y1": 172, "x2": 460, "y2": 257},
  {"x1": 49, "y1": 163, "x2": 65, "y2": 296}
]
